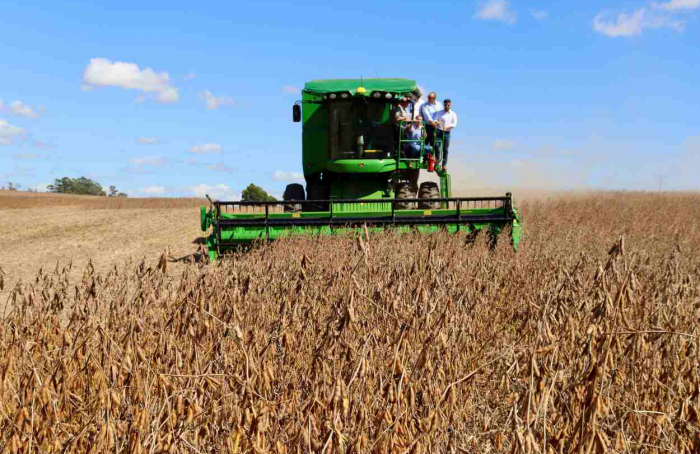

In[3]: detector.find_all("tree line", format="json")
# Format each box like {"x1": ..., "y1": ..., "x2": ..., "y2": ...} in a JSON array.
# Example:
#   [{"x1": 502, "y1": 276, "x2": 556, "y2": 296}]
[
  {"x1": 5, "y1": 178, "x2": 278, "y2": 201},
  {"x1": 47, "y1": 177, "x2": 127, "y2": 197}
]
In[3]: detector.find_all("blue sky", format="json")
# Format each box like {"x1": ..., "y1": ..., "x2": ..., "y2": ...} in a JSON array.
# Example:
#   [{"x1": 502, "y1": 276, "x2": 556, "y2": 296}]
[{"x1": 1, "y1": 0, "x2": 699, "y2": 198}]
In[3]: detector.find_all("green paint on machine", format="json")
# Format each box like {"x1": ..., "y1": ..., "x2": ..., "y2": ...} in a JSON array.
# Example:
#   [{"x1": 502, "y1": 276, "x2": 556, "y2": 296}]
[{"x1": 200, "y1": 78, "x2": 523, "y2": 260}]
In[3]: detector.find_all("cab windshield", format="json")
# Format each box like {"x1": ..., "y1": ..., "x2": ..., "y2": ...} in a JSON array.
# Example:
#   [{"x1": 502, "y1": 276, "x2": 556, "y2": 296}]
[{"x1": 329, "y1": 98, "x2": 393, "y2": 159}]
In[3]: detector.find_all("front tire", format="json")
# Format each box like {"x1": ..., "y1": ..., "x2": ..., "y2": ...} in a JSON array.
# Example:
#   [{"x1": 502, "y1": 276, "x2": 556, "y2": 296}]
[
  {"x1": 418, "y1": 182, "x2": 440, "y2": 209},
  {"x1": 395, "y1": 182, "x2": 415, "y2": 210},
  {"x1": 283, "y1": 183, "x2": 305, "y2": 212},
  {"x1": 305, "y1": 183, "x2": 329, "y2": 212}
]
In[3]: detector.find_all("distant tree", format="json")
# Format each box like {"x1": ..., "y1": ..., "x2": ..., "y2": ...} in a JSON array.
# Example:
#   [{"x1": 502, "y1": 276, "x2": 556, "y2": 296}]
[
  {"x1": 117, "y1": 192, "x2": 128, "y2": 198},
  {"x1": 6, "y1": 182, "x2": 20, "y2": 191},
  {"x1": 241, "y1": 183, "x2": 276, "y2": 202},
  {"x1": 109, "y1": 185, "x2": 118, "y2": 197},
  {"x1": 47, "y1": 177, "x2": 104, "y2": 196}
]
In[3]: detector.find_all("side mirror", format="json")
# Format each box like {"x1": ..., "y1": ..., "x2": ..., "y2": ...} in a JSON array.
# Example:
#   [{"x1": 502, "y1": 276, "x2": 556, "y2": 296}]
[{"x1": 293, "y1": 104, "x2": 301, "y2": 122}]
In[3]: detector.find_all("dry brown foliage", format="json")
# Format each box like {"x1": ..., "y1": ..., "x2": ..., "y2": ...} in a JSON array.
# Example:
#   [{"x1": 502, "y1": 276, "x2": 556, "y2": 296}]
[{"x1": 0, "y1": 191, "x2": 699, "y2": 453}]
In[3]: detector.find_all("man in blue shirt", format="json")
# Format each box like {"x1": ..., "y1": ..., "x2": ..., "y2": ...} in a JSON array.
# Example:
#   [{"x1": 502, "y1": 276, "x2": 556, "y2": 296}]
[
  {"x1": 420, "y1": 92, "x2": 443, "y2": 148},
  {"x1": 402, "y1": 114, "x2": 433, "y2": 159}
]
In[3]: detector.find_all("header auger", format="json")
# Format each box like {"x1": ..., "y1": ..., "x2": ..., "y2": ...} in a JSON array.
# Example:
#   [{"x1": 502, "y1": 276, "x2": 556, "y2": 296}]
[{"x1": 200, "y1": 78, "x2": 522, "y2": 261}]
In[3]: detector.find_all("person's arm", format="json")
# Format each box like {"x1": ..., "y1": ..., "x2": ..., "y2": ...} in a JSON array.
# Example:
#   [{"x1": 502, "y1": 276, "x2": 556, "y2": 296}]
[{"x1": 423, "y1": 105, "x2": 436, "y2": 127}]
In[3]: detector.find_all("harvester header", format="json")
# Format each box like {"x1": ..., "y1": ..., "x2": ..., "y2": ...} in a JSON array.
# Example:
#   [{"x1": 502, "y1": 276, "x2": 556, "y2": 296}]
[{"x1": 200, "y1": 78, "x2": 522, "y2": 261}]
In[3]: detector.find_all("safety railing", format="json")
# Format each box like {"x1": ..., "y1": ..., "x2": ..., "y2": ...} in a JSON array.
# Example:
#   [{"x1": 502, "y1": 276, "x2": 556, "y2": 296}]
[{"x1": 396, "y1": 119, "x2": 444, "y2": 168}]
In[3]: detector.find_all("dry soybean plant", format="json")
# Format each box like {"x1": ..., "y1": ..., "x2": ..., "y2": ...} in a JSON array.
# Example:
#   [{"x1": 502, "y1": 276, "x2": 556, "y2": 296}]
[{"x1": 0, "y1": 193, "x2": 699, "y2": 453}]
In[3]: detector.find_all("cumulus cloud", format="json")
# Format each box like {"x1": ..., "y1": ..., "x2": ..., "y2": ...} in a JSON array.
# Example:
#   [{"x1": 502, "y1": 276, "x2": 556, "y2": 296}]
[
  {"x1": 282, "y1": 85, "x2": 301, "y2": 94},
  {"x1": 81, "y1": 58, "x2": 179, "y2": 103},
  {"x1": 652, "y1": 0, "x2": 700, "y2": 11},
  {"x1": 272, "y1": 171, "x2": 304, "y2": 182},
  {"x1": 206, "y1": 162, "x2": 236, "y2": 173},
  {"x1": 33, "y1": 140, "x2": 55, "y2": 150},
  {"x1": 475, "y1": 1, "x2": 517, "y2": 24},
  {"x1": 130, "y1": 156, "x2": 165, "y2": 166},
  {"x1": 493, "y1": 139, "x2": 518, "y2": 150},
  {"x1": 0, "y1": 119, "x2": 26, "y2": 146},
  {"x1": 530, "y1": 9, "x2": 548, "y2": 20},
  {"x1": 510, "y1": 160, "x2": 526, "y2": 169},
  {"x1": 14, "y1": 153, "x2": 48, "y2": 161},
  {"x1": 140, "y1": 185, "x2": 166, "y2": 195},
  {"x1": 593, "y1": 8, "x2": 685, "y2": 37},
  {"x1": 136, "y1": 137, "x2": 159, "y2": 145},
  {"x1": 183, "y1": 73, "x2": 197, "y2": 81},
  {"x1": 0, "y1": 100, "x2": 4, "y2": 110},
  {"x1": 190, "y1": 143, "x2": 222, "y2": 154},
  {"x1": 8, "y1": 101, "x2": 40, "y2": 119},
  {"x1": 190, "y1": 183, "x2": 240, "y2": 200},
  {"x1": 198, "y1": 90, "x2": 235, "y2": 110}
]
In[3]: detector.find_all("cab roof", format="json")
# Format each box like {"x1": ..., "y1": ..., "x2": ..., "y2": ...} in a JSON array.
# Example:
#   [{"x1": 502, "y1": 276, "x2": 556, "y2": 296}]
[{"x1": 303, "y1": 78, "x2": 417, "y2": 95}]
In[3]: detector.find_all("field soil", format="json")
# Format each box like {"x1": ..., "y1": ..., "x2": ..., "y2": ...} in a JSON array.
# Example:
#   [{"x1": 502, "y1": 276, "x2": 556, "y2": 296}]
[{"x1": 0, "y1": 191, "x2": 205, "y2": 297}]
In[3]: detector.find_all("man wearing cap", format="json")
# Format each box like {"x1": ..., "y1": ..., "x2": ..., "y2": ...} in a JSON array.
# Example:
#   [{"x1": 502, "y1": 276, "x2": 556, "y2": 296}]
[
  {"x1": 392, "y1": 96, "x2": 411, "y2": 125},
  {"x1": 420, "y1": 92, "x2": 443, "y2": 148},
  {"x1": 392, "y1": 96, "x2": 411, "y2": 152},
  {"x1": 435, "y1": 99, "x2": 457, "y2": 171}
]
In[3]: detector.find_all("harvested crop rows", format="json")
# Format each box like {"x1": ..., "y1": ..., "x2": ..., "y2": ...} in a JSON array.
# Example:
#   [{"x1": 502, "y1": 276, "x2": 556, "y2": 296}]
[{"x1": 1, "y1": 192, "x2": 699, "y2": 453}]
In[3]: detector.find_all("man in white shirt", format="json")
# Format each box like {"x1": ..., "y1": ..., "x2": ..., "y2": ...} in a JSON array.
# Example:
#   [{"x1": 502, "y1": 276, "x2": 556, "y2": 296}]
[
  {"x1": 435, "y1": 99, "x2": 457, "y2": 171},
  {"x1": 411, "y1": 86, "x2": 426, "y2": 122},
  {"x1": 420, "y1": 92, "x2": 443, "y2": 148}
]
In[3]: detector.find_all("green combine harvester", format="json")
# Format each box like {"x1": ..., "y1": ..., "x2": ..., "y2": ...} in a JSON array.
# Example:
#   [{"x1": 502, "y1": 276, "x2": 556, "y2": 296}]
[{"x1": 200, "y1": 78, "x2": 522, "y2": 261}]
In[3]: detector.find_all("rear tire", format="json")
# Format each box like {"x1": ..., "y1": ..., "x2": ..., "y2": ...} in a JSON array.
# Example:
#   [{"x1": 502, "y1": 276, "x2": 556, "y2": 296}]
[
  {"x1": 395, "y1": 182, "x2": 415, "y2": 210},
  {"x1": 305, "y1": 183, "x2": 329, "y2": 212},
  {"x1": 283, "y1": 183, "x2": 305, "y2": 212},
  {"x1": 418, "y1": 182, "x2": 440, "y2": 209}
]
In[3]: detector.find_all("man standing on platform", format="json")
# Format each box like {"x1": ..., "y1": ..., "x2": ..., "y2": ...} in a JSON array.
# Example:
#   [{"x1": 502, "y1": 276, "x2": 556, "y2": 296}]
[
  {"x1": 436, "y1": 99, "x2": 457, "y2": 171},
  {"x1": 420, "y1": 92, "x2": 442, "y2": 148}
]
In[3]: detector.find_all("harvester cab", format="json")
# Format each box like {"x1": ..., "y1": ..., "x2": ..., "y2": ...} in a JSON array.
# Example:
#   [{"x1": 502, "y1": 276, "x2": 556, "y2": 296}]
[{"x1": 200, "y1": 78, "x2": 522, "y2": 261}]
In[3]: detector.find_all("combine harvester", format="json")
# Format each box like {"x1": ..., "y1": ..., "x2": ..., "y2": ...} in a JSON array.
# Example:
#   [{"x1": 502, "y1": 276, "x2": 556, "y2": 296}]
[{"x1": 200, "y1": 78, "x2": 522, "y2": 261}]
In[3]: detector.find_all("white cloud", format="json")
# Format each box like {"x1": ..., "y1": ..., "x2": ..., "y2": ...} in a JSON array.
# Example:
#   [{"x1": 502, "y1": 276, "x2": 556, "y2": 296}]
[
  {"x1": 33, "y1": 140, "x2": 55, "y2": 150},
  {"x1": 493, "y1": 139, "x2": 517, "y2": 150},
  {"x1": 184, "y1": 73, "x2": 197, "y2": 81},
  {"x1": 0, "y1": 100, "x2": 4, "y2": 110},
  {"x1": 198, "y1": 90, "x2": 235, "y2": 110},
  {"x1": 130, "y1": 156, "x2": 164, "y2": 166},
  {"x1": 190, "y1": 143, "x2": 222, "y2": 154},
  {"x1": 509, "y1": 160, "x2": 526, "y2": 169},
  {"x1": 272, "y1": 170, "x2": 304, "y2": 182},
  {"x1": 134, "y1": 95, "x2": 146, "y2": 104},
  {"x1": 8, "y1": 101, "x2": 39, "y2": 119},
  {"x1": 652, "y1": 0, "x2": 700, "y2": 11},
  {"x1": 190, "y1": 183, "x2": 240, "y2": 200},
  {"x1": 530, "y1": 9, "x2": 548, "y2": 20},
  {"x1": 475, "y1": 1, "x2": 517, "y2": 24},
  {"x1": 206, "y1": 162, "x2": 236, "y2": 173},
  {"x1": 593, "y1": 8, "x2": 685, "y2": 37},
  {"x1": 140, "y1": 185, "x2": 166, "y2": 195},
  {"x1": 81, "y1": 57, "x2": 180, "y2": 103},
  {"x1": 282, "y1": 85, "x2": 301, "y2": 94},
  {"x1": 14, "y1": 153, "x2": 47, "y2": 161},
  {"x1": 0, "y1": 119, "x2": 26, "y2": 146},
  {"x1": 136, "y1": 137, "x2": 159, "y2": 145}
]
